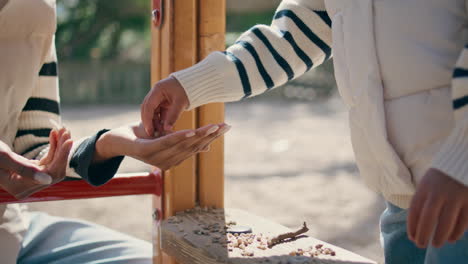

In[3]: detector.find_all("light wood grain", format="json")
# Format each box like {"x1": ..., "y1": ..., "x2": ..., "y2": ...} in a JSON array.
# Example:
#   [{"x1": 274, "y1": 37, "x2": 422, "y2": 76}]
[
  {"x1": 151, "y1": 0, "x2": 163, "y2": 262},
  {"x1": 151, "y1": 1, "x2": 199, "y2": 263},
  {"x1": 197, "y1": 0, "x2": 226, "y2": 209},
  {"x1": 162, "y1": 208, "x2": 377, "y2": 264}
]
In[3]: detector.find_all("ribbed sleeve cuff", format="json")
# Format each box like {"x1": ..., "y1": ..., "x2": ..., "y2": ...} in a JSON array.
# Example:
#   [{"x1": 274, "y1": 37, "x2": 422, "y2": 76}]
[
  {"x1": 171, "y1": 52, "x2": 244, "y2": 110},
  {"x1": 69, "y1": 129, "x2": 124, "y2": 186},
  {"x1": 432, "y1": 121, "x2": 468, "y2": 186}
]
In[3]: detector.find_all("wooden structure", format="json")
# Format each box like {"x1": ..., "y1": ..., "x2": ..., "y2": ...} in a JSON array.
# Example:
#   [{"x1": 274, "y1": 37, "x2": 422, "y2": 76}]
[
  {"x1": 151, "y1": 0, "x2": 225, "y2": 262},
  {"x1": 162, "y1": 208, "x2": 376, "y2": 264},
  {"x1": 0, "y1": 1, "x2": 377, "y2": 264}
]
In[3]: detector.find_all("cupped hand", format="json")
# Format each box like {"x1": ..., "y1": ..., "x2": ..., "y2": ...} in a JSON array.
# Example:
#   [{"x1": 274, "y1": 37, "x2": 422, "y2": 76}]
[
  {"x1": 101, "y1": 122, "x2": 230, "y2": 171},
  {"x1": 0, "y1": 127, "x2": 73, "y2": 199},
  {"x1": 408, "y1": 168, "x2": 468, "y2": 248},
  {"x1": 141, "y1": 76, "x2": 189, "y2": 137}
]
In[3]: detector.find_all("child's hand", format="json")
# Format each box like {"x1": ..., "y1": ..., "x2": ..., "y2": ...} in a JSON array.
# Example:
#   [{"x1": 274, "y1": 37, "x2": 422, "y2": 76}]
[
  {"x1": 141, "y1": 76, "x2": 190, "y2": 137},
  {"x1": 0, "y1": 128, "x2": 73, "y2": 199},
  {"x1": 38, "y1": 127, "x2": 74, "y2": 182},
  {"x1": 408, "y1": 168, "x2": 468, "y2": 248},
  {"x1": 96, "y1": 123, "x2": 230, "y2": 171}
]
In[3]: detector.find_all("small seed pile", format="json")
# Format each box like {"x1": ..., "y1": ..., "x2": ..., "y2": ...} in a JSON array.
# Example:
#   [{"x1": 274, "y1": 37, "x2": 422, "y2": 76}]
[
  {"x1": 289, "y1": 244, "x2": 336, "y2": 258},
  {"x1": 227, "y1": 232, "x2": 270, "y2": 256},
  {"x1": 166, "y1": 207, "x2": 337, "y2": 260}
]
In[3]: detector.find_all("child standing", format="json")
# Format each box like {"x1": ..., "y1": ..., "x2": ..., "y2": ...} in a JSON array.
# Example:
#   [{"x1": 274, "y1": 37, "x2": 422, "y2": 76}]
[{"x1": 141, "y1": 0, "x2": 468, "y2": 263}]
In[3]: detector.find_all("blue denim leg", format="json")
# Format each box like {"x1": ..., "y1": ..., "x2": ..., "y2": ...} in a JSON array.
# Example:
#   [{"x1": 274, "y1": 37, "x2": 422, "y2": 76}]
[
  {"x1": 17, "y1": 212, "x2": 152, "y2": 264},
  {"x1": 425, "y1": 231, "x2": 468, "y2": 264},
  {"x1": 380, "y1": 202, "x2": 427, "y2": 264}
]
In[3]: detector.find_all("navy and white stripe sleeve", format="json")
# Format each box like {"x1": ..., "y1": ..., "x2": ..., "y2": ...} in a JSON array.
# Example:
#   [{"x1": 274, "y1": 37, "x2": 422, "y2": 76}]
[
  {"x1": 432, "y1": 44, "x2": 468, "y2": 186},
  {"x1": 451, "y1": 45, "x2": 468, "y2": 119},
  {"x1": 13, "y1": 39, "x2": 123, "y2": 186},
  {"x1": 14, "y1": 39, "x2": 62, "y2": 159},
  {"x1": 172, "y1": 0, "x2": 331, "y2": 109}
]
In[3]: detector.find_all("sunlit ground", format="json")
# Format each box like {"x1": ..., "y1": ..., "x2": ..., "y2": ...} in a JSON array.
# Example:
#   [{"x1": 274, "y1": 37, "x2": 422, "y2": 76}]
[{"x1": 28, "y1": 96, "x2": 385, "y2": 263}]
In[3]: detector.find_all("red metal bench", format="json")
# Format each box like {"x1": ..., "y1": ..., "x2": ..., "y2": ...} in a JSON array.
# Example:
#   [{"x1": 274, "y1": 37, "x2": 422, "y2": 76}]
[{"x1": 0, "y1": 171, "x2": 164, "y2": 263}]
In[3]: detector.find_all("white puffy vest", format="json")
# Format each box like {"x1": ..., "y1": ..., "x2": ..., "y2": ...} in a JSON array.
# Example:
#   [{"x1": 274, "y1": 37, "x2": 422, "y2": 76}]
[{"x1": 325, "y1": 0, "x2": 468, "y2": 208}]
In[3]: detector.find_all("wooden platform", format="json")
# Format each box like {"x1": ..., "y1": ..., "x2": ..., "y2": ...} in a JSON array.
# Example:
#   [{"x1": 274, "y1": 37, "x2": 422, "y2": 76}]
[{"x1": 161, "y1": 208, "x2": 377, "y2": 264}]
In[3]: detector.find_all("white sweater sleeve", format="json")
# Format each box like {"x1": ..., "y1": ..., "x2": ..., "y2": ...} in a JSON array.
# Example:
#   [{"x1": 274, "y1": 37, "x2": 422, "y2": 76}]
[
  {"x1": 172, "y1": 0, "x2": 331, "y2": 109},
  {"x1": 432, "y1": 42, "x2": 468, "y2": 185}
]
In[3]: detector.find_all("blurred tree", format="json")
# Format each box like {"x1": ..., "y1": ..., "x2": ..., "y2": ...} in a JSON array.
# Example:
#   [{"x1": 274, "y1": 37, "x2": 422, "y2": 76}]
[{"x1": 56, "y1": 0, "x2": 151, "y2": 61}]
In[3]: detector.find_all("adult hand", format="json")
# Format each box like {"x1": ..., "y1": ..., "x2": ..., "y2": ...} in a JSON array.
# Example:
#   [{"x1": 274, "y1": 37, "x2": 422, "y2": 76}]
[
  {"x1": 0, "y1": 127, "x2": 73, "y2": 199},
  {"x1": 141, "y1": 76, "x2": 189, "y2": 137},
  {"x1": 408, "y1": 168, "x2": 468, "y2": 248},
  {"x1": 96, "y1": 122, "x2": 230, "y2": 171}
]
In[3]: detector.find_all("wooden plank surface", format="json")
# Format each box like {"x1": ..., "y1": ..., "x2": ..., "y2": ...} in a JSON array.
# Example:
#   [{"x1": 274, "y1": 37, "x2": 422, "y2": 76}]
[
  {"x1": 197, "y1": 0, "x2": 226, "y2": 209},
  {"x1": 162, "y1": 208, "x2": 377, "y2": 264}
]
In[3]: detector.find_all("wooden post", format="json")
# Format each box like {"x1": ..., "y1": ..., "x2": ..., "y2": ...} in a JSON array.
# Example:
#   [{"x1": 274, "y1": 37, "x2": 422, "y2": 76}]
[
  {"x1": 164, "y1": 0, "x2": 199, "y2": 217},
  {"x1": 197, "y1": 0, "x2": 226, "y2": 209},
  {"x1": 151, "y1": 1, "x2": 163, "y2": 262},
  {"x1": 151, "y1": 0, "x2": 226, "y2": 263}
]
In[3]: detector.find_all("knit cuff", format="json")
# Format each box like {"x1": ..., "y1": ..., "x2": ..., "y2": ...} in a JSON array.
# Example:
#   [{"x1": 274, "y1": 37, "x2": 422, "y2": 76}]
[
  {"x1": 432, "y1": 120, "x2": 468, "y2": 186},
  {"x1": 69, "y1": 129, "x2": 124, "y2": 186},
  {"x1": 171, "y1": 52, "x2": 244, "y2": 110}
]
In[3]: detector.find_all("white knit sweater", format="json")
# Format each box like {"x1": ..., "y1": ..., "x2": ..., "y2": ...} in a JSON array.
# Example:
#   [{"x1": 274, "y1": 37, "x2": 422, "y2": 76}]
[{"x1": 173, "y1": 0, "x2": 468, "y2": 206}]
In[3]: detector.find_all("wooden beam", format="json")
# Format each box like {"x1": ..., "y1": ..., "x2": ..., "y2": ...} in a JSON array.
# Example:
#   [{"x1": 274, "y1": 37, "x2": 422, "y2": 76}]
[
  {"x1": 197, "y1": 0, "x2": 226, "y2": 209},
  {"x1": 160, "y1": 0, "x2": 198, "y2": 218},
  {"x1": 162, "y1": 208, "x2": 377, "y2": 264},
  {"x1": 167, "y1": 0, "x2": 199, "y2": 216},
  {"x1": 151, "y1": 1, "x2": 164, "y2": 262},
  {"x1": 152, "y1": 0, "x2": 226, "y2": 262}
]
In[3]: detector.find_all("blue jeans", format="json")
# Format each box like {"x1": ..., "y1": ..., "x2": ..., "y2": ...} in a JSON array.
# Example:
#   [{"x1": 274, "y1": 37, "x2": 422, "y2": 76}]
[
  {"x1": 380, "y1": 202, "x2": 468, "y2": 264},
  {"x1": 17, "y1": 212, "x2": 152, "y2": 264}
]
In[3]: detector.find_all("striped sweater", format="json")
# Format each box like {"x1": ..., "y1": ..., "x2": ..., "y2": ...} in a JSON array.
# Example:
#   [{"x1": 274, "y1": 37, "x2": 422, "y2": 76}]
[
  {"x1": 173, "y1": 0, "x2": 468, "y2": 191},
  {"x1": 174, "y1": 0, "x2": 331, "y2": 107},
  {"x1": 15, "y1": 39, "x2": 62, "y2": 160},
  {"x1": 13, "y1": 39, "x2": 123, "y2": 186},
  {"x1": 0, "y1": 0, "x2": 123, "y2": 261}
]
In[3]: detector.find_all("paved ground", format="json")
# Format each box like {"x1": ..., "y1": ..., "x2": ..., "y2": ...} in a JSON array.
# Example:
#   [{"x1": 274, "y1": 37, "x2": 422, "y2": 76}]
[{"x1": 28, "y1": 96, "x2": 385, "y2": 263}]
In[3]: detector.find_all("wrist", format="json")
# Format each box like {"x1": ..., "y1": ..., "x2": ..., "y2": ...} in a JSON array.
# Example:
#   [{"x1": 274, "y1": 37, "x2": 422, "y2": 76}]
[{"x1": 94, "y1": 130, "x2": 119, "y2": 163}]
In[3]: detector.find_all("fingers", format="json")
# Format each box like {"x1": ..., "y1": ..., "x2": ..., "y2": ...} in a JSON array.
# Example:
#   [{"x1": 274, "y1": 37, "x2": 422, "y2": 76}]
[
  {"x1": 153, "y1": 106, "x2": 163, "y2": 137},
  {"x1": 414, "y1": 197, "x2": 444, "y2": 248},
  {"x1": 141, "y1": 77, "x2": 190, "y2": 137},
  {"x1": 161, "y1": 101, "x2": 186, "y2": 133},
  {"x1": 149, "y1": 129, "x2": 197, "y2": 150},
  {"x1": 449, "y1": 207, "x2": 468, "y2": 243},
  {"x1": 408, "y1": 190, "x2": 427, "y2": 241},
  {"x1": 48, "y1": 139, "x2": 72, "y2": 180},
  {"x1": 144, "y1": 124, "x2": 222, "y2": 169},
  {"x1": 175, "y1": 124, "x2": 223, "y2": 152},
  {"x1": 48, "y1": 129, "x2": 73, "y2": 178},
  {"x1": 433, "y1": 203, "x2": 461, "y2": 248},
  {"x1": 141, "y1": 86, "x2": 164, "y2": 137},
  {"x1": 166, "y1": 124, "x2": 230, "y2": 165},
  {"x1": 195, "y1": 125, "x2": 231, "y2": 152},
  {"x1": 39, "y1": 129, "x2": 58, "y2": 166}
]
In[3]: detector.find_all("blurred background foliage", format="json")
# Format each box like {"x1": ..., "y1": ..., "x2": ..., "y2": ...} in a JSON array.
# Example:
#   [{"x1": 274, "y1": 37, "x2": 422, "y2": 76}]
[
  {"x1": 57, "y1": 0, "x2": 335, "y2": 104},
  {"x1": 57, "y1": 0, "x2": 151, "y2": 62}
]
